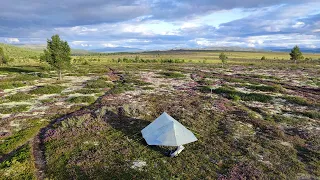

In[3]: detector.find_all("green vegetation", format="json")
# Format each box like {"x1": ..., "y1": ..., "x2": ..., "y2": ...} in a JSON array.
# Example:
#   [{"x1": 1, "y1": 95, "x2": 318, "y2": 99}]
[
  {"x1": 0, "y1": 105, "x2": 30, "y2": 114},
  {"x1": 290, "y1": 45, "x2": 304, "y2": 63},
  {"x1": 41, "y1": 35, "x2": 71, "y2": 80},
  {"x1": 112, "y1": 57, "x2": 185, "y2": 63},
  {"x1": 282, "y1": 95, "x2": 311, "y2": 106},
  {"x1": 67, "y1": 96, "x2": 96, "y2": 104},
  {"x1": 219, "y1": 52, "x2": 228, "y2": 67},
  {"x1": 5, "y1": 93, "x2": 33, "y2": 102},
  {"x1": 261, "y1": 56, "x2": 266, "y2": 60},
  {"x1": 0, "y1": 144, "x2": 36, "y2": 179},
  {"x1": 158, "y1": 71, "x2": 185, "y2": 78},
  {"x1": 0, "y1": 46, "x2": 319, "y2": 179},
  {"x1": 75, "y1": 88, "x2": 101, "y2": 94},
  {"x1": 85, "y1": 78, "x2": 114, "y2": 89},
  {"x1": 29, "y1": 85, "x2": 64, "y2": 94},
  {"x1": 0, "y1": 81, "x2": 25, "y2": 89},
  {"x1": 204, "y1": 86, "x2": 273, "y2": 102},
  {"x1": 0, "y1": 47, "x2": 10, "y2": 64},
  {"x1": 246, "y1": 84, "x2": 283, "y2": 92},
  {"x1": 0, "y1": 119, "x2": 47, "y2": 155},
  {"x1": 0, "y1": 43, "x2": 41, "y2": 61}
]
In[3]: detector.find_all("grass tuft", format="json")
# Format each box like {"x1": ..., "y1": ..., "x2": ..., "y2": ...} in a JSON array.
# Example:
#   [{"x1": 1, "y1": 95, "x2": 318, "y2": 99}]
[
  {"x1": 67, "y1": 96, "x2": 96, "y2": 104},
  {"x1": 0, "y1": 105, "x2": 30, "y2": 114},
  {"x1": 85, "y1": 78, "x2": 114, "y2": 89},
  {"x1": 29, "y1": 85, "x2": 64, "y2": 94},
  {"x1": 5, "y1": 93, "x2": 33, "y2": 102},
  {"x1": 158, "y1": 72, "x2": 185, "y2": 78}
]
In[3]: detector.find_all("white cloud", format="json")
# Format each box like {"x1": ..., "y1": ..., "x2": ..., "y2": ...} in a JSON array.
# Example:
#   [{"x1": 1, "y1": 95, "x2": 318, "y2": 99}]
[
  {"x1": 5, "y1": 38, "x2": 20, "y2": 44},
  {"x1": 81, "y1": 44, "x2": 92, "y2": 47},
  {"x1": 313, "y1": 29, "x2": 320, "y2": 33},
  {"x1": 102, "y1": 43, "x2": 118, "y2": 47},
  {"x1": 292, "y1": 22, "x2": 305, "y2": 28},
  {"x1": 306, "y1": 44, "x2": 317, "y2": 48}
]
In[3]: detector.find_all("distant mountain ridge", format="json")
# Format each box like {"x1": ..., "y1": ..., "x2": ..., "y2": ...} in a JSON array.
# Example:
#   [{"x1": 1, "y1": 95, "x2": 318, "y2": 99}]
[
  {"x1": 265, "y1": 47, "x2": 320, "y2": 53},
  {"x1": 6, "y1": 43, "x2": 320, "y2": 53},
  {"x1": 91, "y1": 47, "x2": 143, "y2": 53},
  {"x1": 171, "y1": 46, "x2": 263, "y2": 52}
]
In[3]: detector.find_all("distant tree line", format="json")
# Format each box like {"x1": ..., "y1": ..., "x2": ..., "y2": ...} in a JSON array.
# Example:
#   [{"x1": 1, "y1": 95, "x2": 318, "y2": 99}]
[
  {"x1": 112, "y1": 56, "x2": 185, "y2": 63},
  {"x1": 258, "y1": 45, "x2": 320, "y2": 63}
]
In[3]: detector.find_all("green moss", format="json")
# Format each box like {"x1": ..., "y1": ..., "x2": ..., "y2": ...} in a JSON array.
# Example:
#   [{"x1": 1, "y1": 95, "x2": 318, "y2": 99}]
[{"x1": 29, "y1": 85, "x2": 65, "y2": 94}]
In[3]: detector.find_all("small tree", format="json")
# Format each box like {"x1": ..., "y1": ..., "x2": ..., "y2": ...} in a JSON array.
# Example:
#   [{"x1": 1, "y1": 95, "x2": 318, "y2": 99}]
[
  {"x1": 261, "y1": 56, "x2": 266, "y2": 60},
  {"x1": 219, "y1": 52, "x2": 228, "y2": 67},
  {"x1": 289, "y1": 45, "x2": 304, "y2": 63},
  {"x1": 41, "y1": 35, "x2": 71, "y2": 80},
  {"x1": 0, "y1": 47, "x2": 9, "y2": 65}
]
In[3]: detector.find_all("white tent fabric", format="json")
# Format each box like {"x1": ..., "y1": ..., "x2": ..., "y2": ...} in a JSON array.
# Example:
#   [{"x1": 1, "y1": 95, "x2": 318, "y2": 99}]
[{"x1": 141, "y1": 112, "x2": 198, "y2": 146}]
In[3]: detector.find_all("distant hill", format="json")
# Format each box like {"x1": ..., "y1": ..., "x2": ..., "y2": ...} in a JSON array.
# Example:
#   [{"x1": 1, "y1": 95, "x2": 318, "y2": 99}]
[
  {"x1": 91, "y1": 47, "x2": 143, "y2": 53},
  {"x1": 266, "y1": 47, "x2": 320, "y2": 53},
  {"x1": 14, "y1": 44, "x2": 46, "y2": 52},
  {"x1": 168, "y1": 46, "x2": 262, "y2": 52},
  {"x1": 15, "y1": 44, "x2": 97, "y2": 55},
  {"x1": 0, "y1": 43, "x2": 41, "y2": 59}
]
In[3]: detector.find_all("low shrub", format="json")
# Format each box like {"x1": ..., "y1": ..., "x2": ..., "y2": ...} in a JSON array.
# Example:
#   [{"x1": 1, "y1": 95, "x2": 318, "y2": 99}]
[
  {"x1": 68, "y1": 96, "x2": 96, "y2": 104},
  {"x1": 29, "y1": 85, "x2": 64, "y2": 94},
  {"x1": 246, "y1": 84, "x2": 283, "y2": 92},
  {"x1": 0, "y1": 82, "x2": 25, "y2": 89},
  {"x1": 5, "y1": 93, "x2": 33, "y2": 102},
  {"x1": 76, "y1": 88, "x2": 101, "y2": 94},
  {"x1": 158, "y1": 72, "x2": 185, "y2": 78},
  {"x1": 0, "y1": 105, "x2": 30, "y2": 114},
  {"x1": 282, "y1": 96, "x2": 310, "y2": 106},
  {"x1": 85, "y1": 79, "x2": 114, "y2": 89},
  {"x1": 212, "y1": 86, "x2": 273, "y2": 103},
  {"x1": 109, "y1": 83, "x2": 134, "y2": 94}
]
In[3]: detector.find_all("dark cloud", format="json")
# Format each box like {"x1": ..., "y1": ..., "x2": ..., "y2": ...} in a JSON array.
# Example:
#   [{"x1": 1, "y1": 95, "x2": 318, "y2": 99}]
[
  {"x1": 0, "y1": 0, "x2": 148, "y2": 27},
  {"x1": 0, "y1": 0, "x2": 319, "y2": 49},
  {"x1": 1, "y1": 0, "x2": 316, "y2": 28}
]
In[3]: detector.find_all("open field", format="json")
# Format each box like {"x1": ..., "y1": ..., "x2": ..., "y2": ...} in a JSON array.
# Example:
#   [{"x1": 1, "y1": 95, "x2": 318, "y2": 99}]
[{"x1": 0, "y1": 46, "x2": 320, "y2": 179}]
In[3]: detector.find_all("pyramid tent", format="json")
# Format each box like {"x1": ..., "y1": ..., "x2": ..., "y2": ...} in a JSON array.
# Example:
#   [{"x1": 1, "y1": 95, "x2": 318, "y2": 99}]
[{"x1": 141, "y1": 112, "x2": 198, "y2": 146}]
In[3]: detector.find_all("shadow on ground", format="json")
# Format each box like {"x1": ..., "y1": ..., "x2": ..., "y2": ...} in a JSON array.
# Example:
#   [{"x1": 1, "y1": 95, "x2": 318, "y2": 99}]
[
  {"x1": 0, "y1": 66, "x2": 39, "y2": 73},
  {"x1": 103, "y1": 108, "x2": 173, "y2": 156}
]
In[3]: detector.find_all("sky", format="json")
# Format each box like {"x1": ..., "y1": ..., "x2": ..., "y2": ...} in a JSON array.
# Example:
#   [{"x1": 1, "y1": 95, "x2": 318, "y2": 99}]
[{"x1": 0, "y1": 0, "x2": 320, "y2": 50}]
